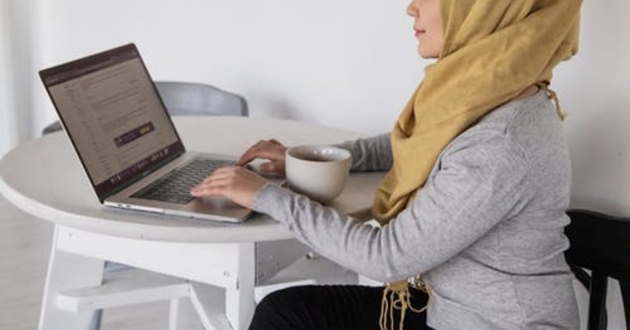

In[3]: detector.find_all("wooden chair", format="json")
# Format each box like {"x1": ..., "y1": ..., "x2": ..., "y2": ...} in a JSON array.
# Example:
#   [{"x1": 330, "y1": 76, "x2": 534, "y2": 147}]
[{"x1": 565, "y1": 209, "x2": 630, "y2": 330}]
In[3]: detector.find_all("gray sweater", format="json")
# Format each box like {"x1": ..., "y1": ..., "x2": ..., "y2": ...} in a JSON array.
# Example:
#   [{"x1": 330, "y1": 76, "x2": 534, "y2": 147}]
[{"x1": 252, "y1": 90, "x2": 579, "y2": 330}]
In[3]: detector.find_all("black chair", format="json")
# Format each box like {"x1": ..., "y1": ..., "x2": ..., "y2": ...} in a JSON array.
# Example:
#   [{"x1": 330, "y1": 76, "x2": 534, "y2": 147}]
[{"x1": 565, "y1": 209, "x2": 630, "y2": 330}]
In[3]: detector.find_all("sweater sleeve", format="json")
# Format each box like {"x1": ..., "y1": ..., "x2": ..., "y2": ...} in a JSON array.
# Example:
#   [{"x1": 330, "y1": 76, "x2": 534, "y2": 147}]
[
  {"x1": 252, "y1": 130, "x2": 531, "y2": 283},
  {"x1": 335, "y1": 133, "x2": 392, "y2": 172}
]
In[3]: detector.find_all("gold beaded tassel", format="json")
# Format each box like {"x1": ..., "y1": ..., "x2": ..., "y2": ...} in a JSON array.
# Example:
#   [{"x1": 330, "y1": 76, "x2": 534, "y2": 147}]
[
  {"x1": 536, "y1": 82, "x2": 566, "y2": 120},
  {"x1": 379, "y1": 276, "x2": 430, "y2": 330}
]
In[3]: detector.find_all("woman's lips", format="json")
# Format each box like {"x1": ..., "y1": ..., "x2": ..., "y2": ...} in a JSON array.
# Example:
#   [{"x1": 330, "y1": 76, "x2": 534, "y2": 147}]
[{"x1": 414, "y1": 29, "x2": 425, "y2": 38}]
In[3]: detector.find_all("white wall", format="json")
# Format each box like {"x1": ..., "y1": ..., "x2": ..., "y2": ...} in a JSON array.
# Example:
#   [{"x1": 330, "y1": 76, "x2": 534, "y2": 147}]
[
  {"x1": 30, "y1": 0, "x2": 424, "y2": 137},
  {"x1": 0, "y1": 0, "x2": 16, "y2": 157},
  {"x1": 1, "y1": 0, "x2": 35, "y2": 157},
  {"x1": 559, "y1": 0, "x2": 630, "y2": 218},
  {"x1": 5, "y1": 0, "x2": 630, "y2": 328}
]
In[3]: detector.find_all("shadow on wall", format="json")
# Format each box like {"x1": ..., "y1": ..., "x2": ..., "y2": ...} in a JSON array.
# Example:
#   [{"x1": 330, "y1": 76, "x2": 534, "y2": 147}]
[{"x1": 567, "y1": 96, "x2": 630, "y2": 217}]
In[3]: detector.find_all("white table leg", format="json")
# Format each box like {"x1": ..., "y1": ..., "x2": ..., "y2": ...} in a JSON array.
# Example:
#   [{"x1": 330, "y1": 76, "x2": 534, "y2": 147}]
[
  {"x1": 38, "y1": 226, "x2": 104, "y2": 330},
  {"x1": 168, "y1": 298, "x2": 181, "y2": 330},
  {"x1": 226, "y1": 243, "x2": 256, "y2": 330}
]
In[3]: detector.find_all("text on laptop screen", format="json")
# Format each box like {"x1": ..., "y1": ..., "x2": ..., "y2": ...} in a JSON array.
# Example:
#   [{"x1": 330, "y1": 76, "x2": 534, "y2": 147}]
[{"x1": 46, "y1": 52, "x2": 181, "y2": 196}]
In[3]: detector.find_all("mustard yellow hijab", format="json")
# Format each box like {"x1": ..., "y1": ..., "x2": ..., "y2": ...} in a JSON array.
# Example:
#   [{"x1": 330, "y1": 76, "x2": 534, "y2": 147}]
[{"x1": 373, "y1": 0, "x2": 582, "y2": 223}]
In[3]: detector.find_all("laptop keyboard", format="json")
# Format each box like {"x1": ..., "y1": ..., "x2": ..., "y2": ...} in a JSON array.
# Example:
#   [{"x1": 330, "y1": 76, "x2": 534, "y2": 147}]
[{"x1": 131, "y1": 158, "x2": 234, "y2": 204}]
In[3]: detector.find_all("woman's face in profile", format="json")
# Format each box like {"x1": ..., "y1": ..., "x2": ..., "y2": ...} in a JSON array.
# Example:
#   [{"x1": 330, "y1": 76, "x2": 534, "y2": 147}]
[{"x1": 406, "y1": 0, "x2": 444, "y2": 59}]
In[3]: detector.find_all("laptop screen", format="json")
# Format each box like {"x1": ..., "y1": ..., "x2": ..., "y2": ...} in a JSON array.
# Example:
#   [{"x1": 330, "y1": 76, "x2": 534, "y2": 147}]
[{"x1": 40, "y1": 44, "x2": 185, "y2": 201}]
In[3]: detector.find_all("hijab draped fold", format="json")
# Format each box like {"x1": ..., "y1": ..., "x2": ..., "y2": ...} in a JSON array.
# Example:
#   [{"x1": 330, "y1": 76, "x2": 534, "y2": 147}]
[{"x1": 372, "y1": 0, "x2": 582, "y2": 223}]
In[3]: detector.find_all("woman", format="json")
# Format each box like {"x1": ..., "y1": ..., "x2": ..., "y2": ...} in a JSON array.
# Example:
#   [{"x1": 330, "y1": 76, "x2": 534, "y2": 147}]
[{"x1": 191, "y1": 0, "x2": 582, "y2": 329}]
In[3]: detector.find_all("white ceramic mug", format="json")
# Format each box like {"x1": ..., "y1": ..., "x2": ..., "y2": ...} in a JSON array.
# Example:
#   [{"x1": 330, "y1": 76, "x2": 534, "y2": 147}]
[{"x1": 285, "y1": 145, "x2": 352, "y2": 203}]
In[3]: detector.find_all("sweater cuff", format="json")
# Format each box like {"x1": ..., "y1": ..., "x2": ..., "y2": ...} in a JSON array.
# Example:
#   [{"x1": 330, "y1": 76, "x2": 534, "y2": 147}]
[{"x1": 252, "y1": 182, "x2": 294, "y2": 218}]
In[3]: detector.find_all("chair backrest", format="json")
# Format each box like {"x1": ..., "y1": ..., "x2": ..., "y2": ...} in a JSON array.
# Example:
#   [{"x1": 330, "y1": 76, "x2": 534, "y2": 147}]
[
  {"x1": 154, "y1": 81, "x2": 248, "y2": 117},
  {"x1": 42, "y1": 81, "x2": 248, "y2": 135},
  {"x1": 565, "y1": 209, "x2": 630, "y2": 330}
]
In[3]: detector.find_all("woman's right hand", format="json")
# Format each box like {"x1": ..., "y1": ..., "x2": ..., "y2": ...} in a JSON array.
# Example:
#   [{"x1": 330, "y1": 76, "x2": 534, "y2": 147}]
[{"x1": 237, "y1": 139, "x2": 288, "y2": 175}]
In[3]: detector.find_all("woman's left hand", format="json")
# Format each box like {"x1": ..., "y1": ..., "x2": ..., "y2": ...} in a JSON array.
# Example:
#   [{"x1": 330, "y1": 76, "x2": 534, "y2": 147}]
[{"x1": 190, "y1": 166, "x2": 267, "y2": 208}]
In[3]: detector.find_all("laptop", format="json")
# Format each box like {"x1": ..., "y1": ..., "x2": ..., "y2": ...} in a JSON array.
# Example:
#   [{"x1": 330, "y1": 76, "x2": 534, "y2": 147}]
[{"x1": 39, "y1": 43, "x2": 252, "y2": 223}]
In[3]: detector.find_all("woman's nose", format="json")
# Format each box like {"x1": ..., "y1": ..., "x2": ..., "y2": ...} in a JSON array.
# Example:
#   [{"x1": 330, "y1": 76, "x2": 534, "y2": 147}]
[{"x1": 406, "y1": 2, "x2": 418, "y2": 17}]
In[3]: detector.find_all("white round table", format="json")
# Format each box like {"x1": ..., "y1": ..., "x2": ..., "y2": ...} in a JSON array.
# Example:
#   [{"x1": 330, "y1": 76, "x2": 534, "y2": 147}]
[
  {"x1": 0, "y1": 116, "x2": 382, "y2": 242},
  {"x1": 0, "y1": 116, "x2": 384, "y2": 330}
]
